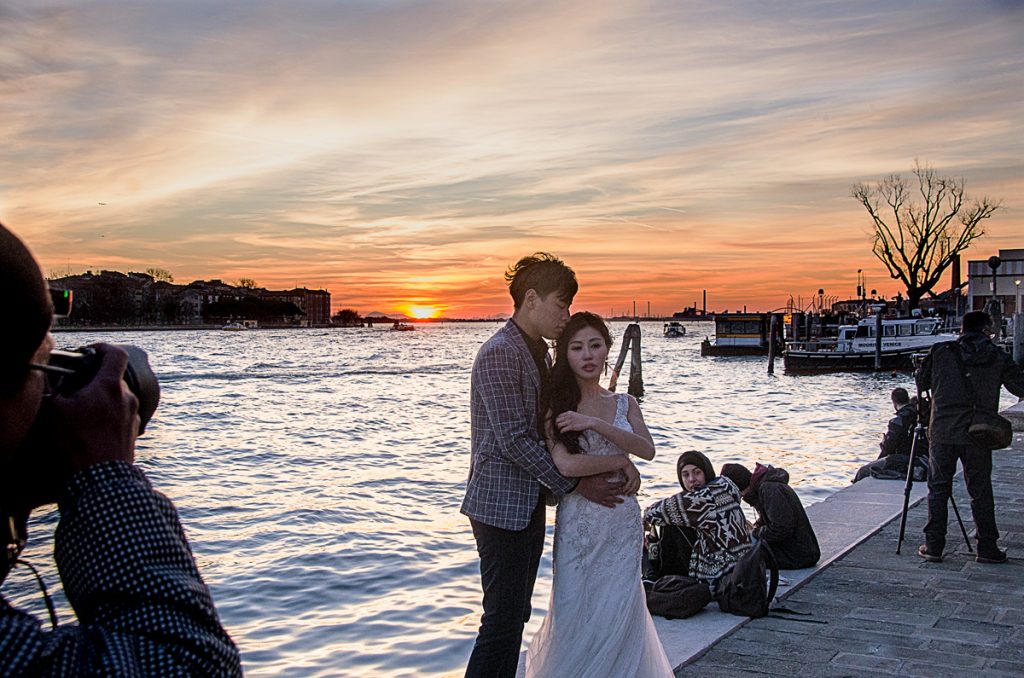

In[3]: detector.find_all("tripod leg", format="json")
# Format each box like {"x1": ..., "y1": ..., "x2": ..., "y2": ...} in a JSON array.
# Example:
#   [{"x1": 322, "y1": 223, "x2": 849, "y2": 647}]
[
  {"x1": 949, "y1": 494, "x2": 974, "y2": 554},
  {"x1": 895, "y1": 424, "x2": 921, "y2": 555}
]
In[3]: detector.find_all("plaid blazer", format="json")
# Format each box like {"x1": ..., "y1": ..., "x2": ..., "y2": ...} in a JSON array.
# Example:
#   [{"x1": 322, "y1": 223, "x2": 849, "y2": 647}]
[{"x1": 461, "y1": 320, "x2": 577, "y2": 530}]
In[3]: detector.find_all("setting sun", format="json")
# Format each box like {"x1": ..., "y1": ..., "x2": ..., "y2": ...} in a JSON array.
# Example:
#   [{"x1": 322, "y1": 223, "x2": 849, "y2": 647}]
[{"x1": 406, "y1": 305, "x2": 441, "y2": 319}]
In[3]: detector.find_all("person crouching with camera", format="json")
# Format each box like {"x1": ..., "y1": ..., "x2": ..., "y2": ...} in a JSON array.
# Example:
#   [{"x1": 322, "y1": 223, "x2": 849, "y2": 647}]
[{"x1": 0, "y1": 223, "x2": 241, "y2": 676}]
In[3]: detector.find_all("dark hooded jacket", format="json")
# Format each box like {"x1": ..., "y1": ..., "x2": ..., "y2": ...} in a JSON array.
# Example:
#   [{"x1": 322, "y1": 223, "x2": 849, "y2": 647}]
[
  {"x1": 879, "y1": 401, "x2": 918, "y2": 458},
  {"x1": 745, "y1": 465, "x2": 820, "y2": 570},
  {"x1": 917, "y1": 332, "x2": 1024, "y2": 445}
]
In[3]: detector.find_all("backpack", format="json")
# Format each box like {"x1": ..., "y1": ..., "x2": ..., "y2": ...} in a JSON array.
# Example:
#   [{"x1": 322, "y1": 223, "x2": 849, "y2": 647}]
[
  {"x1": 646, "y1": 575, "x2": 713, "y2": 619},
  {"x1": 715, "y1": 540, "x2": 779, "y2": 618}
]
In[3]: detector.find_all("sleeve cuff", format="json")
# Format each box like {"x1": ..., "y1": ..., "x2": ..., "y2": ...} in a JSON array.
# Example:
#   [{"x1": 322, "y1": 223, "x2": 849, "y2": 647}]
[{"x1": 60, "y1": 461, "x2": 147, "y2": 506}]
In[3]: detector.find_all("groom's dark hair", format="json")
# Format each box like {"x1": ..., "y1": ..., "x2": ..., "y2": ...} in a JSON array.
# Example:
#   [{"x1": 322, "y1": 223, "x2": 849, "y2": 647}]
[{"x1": 505, "y1": 252, "x2": 578, "y2": 310}]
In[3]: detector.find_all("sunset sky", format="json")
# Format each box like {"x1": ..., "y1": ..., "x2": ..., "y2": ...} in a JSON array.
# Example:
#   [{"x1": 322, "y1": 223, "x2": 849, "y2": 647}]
[{"x1": 2, "y1": 0, "x2": 1021, "y2": 318}]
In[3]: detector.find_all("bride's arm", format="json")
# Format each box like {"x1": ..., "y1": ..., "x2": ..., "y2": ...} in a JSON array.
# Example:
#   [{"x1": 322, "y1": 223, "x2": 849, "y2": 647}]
[
  {"x1": 544, "y1": 412, "x2": 637, "y2": 479},
  {"x1": 554, "y1": 396, "x2": 655, "y2": 460},
  {"x1": 548, "y1": 439, "x2": 638, "y2": 480}
]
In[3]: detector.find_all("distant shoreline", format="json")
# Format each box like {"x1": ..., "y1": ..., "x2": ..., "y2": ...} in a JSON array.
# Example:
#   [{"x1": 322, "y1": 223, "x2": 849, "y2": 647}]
[{"x1": 50, "y1": 317, "x2": 710, "y2": 332}]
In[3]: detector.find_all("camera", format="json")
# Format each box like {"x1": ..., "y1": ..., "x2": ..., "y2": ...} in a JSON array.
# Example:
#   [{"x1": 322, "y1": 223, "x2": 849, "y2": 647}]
[
  {"x1": 2, "y1": 346, "x2": 159, "y2": 580},
  {"x1": 46, "y1": 345, "x2": 160, "y2": 434}
]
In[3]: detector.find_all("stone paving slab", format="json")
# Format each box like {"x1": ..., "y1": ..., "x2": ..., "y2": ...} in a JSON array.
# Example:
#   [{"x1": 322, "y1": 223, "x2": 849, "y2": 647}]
[
  {"x1": 653, "y1": 466, "x2": 927, "y2": 668},
  {"x1": 678, "y1": 411, "x2": 1024, "y2": 677}
]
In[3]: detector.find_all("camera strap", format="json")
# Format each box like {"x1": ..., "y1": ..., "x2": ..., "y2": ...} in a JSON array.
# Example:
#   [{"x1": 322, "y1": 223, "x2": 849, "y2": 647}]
[{"x1": 12, "y1": 558, "x2": 59, "y2": 628}]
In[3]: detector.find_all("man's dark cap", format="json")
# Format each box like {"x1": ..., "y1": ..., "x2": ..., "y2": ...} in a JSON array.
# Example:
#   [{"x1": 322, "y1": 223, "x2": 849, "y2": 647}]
[{"x1": 720, "y1": 463, "x2": 752, "y2": 492}]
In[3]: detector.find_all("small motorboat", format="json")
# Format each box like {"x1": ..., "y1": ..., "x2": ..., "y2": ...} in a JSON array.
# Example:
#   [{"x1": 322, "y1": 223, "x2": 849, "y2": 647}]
[
  {"x1": 663, "y1": 321, "x2": 687, "y2": 338},
  {"x1": 391, "y1": 321, "x2": 415, "y2": 331},
  {"x1": 221, "y1": 322, "x2": 248, "y2": 331}
]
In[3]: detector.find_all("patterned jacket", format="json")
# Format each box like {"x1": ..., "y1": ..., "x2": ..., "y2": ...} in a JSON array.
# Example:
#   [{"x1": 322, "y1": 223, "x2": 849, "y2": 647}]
[
  {"x1": 644, "y1": 476, "x2": 751, "y2": 592},
  {"x1": 461, "y1": 320, "x2": 577, "y2": 530},
  {"x1": 0, "y1": 462, "x2": 242, "y2": 677}
]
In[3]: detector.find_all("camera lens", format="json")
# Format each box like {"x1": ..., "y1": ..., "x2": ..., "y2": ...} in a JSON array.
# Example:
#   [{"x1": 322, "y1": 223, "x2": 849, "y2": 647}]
[{"x1": 47, "y1": 345, "x2": 160, "y2": 435}]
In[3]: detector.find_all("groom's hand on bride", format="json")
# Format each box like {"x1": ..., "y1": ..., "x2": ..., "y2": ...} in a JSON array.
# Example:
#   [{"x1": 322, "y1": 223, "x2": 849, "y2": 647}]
[
  {"x1": 621, "y1": 461, "x2": 641, "y2": 496},
  {"x1": 576, "y1": 473, "x2": 627, "y2": 508}
]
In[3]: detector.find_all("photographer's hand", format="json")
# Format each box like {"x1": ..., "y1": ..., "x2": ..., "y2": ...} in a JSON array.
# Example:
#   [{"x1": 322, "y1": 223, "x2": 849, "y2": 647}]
[{"x1": 52, "y1": 343, "x2": 140, "y2": 471}]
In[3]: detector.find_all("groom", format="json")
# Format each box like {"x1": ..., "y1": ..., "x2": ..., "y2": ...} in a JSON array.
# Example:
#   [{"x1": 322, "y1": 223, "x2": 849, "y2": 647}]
[{"x1": 462, "y1": 252, "x2": 625, "y2": 677}]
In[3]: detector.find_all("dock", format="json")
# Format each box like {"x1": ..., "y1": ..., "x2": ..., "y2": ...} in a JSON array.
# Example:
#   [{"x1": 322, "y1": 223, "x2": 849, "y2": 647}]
[{"x1": 670, "y1": 401, "x2": 1024, "y2": 676}]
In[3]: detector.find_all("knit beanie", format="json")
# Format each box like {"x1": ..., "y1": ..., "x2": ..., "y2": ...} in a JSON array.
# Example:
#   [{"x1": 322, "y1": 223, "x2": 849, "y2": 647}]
[
  {"x1": 720, "y1": 463, "x2": 753, "y2": 493},
  {"x1": 676, "y1": 450, "x2": 716, "y2": 489}
]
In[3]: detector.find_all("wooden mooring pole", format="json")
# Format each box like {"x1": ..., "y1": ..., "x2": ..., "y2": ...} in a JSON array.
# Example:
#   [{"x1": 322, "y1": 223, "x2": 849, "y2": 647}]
[
  {"x1": 1014, "y1": 313, "x2": 1023, "y2": 366},
  {"x1": 874, "y1": 309, "x2": 883, "y2": 370},
  {"x1": 767, "y1": 314, "x2": 778, "y2": 375},
  {"x1": 609, "y1": 322, "x2": 644, "y2": 398}
]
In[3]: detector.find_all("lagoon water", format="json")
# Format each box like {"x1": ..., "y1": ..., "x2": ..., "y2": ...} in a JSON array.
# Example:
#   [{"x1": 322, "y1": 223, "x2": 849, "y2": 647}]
[{"x1": 10, "y1": 321, "x2": 916, "y2": 676}]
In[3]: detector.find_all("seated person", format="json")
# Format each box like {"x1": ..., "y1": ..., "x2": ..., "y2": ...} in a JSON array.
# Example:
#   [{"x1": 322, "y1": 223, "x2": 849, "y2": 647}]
[
  {"x1": 720, "y1": 462, "x2": 821, "y2": 570},
  {"x1": 643, "y1": 451, "x2": 751, "y2": 596},
  {"x1": 853, "y1": 387, "x2": 928, "y2": 483}
]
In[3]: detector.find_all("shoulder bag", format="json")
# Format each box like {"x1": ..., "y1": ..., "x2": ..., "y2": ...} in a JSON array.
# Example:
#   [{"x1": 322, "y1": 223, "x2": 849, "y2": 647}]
[{"x1": 948, "y1": 344, "x2": 1013, "y2": 450}]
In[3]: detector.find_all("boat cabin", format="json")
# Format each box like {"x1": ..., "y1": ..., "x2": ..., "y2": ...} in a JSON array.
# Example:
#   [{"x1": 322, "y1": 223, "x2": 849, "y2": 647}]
[{"x1": 701, "y1": 312, "x2": 783, "y2": 356}]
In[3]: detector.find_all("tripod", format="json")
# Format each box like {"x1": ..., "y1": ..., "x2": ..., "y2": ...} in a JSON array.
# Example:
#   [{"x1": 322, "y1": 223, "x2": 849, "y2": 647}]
[{"x1": 895, "y1": 386, "x2": 973, "y2": 555}]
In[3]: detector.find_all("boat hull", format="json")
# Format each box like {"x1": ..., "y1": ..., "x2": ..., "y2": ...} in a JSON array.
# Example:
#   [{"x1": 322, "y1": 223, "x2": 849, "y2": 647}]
[
  {"x1": 784, "y1": 348, "x2": 923, "y2": 373},
  {"x1": 700, "y1": 339, "x2": 769, "y2": 357}
]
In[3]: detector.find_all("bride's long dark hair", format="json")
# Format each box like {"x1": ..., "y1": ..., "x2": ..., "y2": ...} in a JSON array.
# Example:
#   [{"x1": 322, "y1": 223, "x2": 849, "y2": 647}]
[{"x1": 540, "y1": 311, "x2": 613, "y2": 455}]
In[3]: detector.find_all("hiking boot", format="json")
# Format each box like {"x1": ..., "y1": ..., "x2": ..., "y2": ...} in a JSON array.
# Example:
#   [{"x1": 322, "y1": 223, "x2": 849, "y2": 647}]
[
  {"x1": 976, "y1": 548, "x2": 1008, "y2": 564},
  {"x1": 917, "y1": 544, "x2": 943, "y2": 562}
]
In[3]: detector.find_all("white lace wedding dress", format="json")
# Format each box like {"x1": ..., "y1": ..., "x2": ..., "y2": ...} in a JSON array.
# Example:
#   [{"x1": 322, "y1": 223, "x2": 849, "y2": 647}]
[{"x1": 525, "y1": 395, "x2": 673, "y2": 678}]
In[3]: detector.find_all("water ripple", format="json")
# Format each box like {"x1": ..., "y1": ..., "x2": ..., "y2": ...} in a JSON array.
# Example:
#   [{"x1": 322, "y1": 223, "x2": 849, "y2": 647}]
[{"x1": 16, "y1": 322, "x2": 926, "y2": 676}]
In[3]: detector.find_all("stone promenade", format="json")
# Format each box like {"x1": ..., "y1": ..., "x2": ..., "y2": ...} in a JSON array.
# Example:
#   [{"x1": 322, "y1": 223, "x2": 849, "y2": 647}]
[{"x1": 678, "y1": 413, "x2": 1024, "y2": 677}]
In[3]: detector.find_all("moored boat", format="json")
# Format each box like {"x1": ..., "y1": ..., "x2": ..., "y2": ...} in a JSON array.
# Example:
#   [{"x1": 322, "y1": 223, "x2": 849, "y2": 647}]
[
  {"x1": 784, "y1": 316, "x2": 955, "y2": 373},
  {"x1": 700, "y1": 312, "x2": 779, "y2": 356}
]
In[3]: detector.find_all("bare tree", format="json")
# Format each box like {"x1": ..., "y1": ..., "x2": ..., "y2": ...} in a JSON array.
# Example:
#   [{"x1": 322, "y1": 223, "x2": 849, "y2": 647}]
[
  {"x1": 237, "y1": 277, "x2": 257, "y2": 289},
  {"x1": 146, "y1": 267, "x2": 174, "y2": 282},
  {"x1": 852, "y1": 162, "x2": 1001, "y2": 310}
]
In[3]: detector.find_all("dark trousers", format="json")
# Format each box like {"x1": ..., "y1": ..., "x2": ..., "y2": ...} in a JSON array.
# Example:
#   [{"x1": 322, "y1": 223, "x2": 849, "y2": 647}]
[
  {"x1": 465, "y1": 497, "x2": 546, "y2": 678},
  {"x1": 924, "y1": 442, "x2": 998, "y2": 551}
]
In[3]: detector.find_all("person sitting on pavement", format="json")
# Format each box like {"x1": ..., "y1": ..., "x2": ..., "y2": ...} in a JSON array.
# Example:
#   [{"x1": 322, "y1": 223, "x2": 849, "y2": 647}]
[
  {"x1": 916, "y1": 310, "x2": 1024, "y2": 565},
  {"x1": 852, "y1": 387, "x2": 928, "y2": 483},
  {"x1": 720, "y1": 462, "x2": 821, "y2": 570},
  {"x1": 0, "y1": 222, "x2": 242, "y2": 676},
  {"x1": 643, "y1": 451, "x2": 751, "y2": 595}
]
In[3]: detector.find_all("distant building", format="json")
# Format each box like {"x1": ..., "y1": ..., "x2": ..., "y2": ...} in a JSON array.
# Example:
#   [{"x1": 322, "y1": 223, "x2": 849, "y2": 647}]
[
  {"x1": 261, "y1": 288, "x2": 331, "y2": 326},
  {"x1": 48, "y1": 271, "x2": 334, "y2": 327},
  {"x1": 967, "y1": 248, "x2": 1024, "y2": 315}
]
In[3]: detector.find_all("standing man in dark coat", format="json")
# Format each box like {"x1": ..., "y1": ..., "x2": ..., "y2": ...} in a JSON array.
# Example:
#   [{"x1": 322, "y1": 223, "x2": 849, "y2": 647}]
[
  {"x1": 916, "y1": 311, "x2": 1024, "y2": 564},
  {"x1": 461, "y1": 253, "x2": 623, "y2": 677},
  {"x1": 720, "y1": 462, "x2": 821, "y2": 570}
]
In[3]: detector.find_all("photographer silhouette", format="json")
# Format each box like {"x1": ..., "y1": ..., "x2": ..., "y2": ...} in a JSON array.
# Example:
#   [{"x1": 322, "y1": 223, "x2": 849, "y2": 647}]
[
  {"x1": 0, "y1": 223, "x2": 241, "y2": 676},
  {"x1": 915, "y1": 310, "x2": 1024, "y2": 564}
]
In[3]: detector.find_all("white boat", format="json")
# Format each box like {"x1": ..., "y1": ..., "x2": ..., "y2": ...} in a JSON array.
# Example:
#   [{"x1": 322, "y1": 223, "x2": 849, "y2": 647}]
[
  {"x1": 222, "y1": 322, "x2": 248, "y2": 331},
  {"x1": 663, "y1": 321, "x2": 686, "y2": 338},
  {"x1": 785, "y1": 316, "x2": 955, "y2": 372}
]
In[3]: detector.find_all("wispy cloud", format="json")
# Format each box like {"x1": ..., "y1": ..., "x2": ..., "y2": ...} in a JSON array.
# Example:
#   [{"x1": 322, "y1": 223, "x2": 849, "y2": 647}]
[{"x1": 1, "y1": 0, "x2": 1020, "y2": 315}]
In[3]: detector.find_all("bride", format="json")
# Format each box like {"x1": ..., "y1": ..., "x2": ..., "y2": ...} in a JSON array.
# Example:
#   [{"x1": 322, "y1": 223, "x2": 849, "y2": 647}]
[{"x1": 525, "y1": 312, "x2": 673, "y2": 678}]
